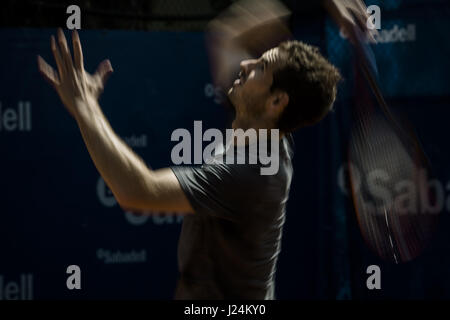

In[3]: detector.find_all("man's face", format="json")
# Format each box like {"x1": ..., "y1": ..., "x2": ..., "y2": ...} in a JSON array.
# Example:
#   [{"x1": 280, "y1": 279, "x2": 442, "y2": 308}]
[{"x1": 228, "y1": 47, "x2": 283, "y2": 119}]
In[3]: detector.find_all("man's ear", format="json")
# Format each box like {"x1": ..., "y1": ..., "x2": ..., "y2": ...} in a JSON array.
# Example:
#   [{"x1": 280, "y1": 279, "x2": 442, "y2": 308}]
[{"x1": 268, "y1": 91, "x2": 289, "y2": 118}]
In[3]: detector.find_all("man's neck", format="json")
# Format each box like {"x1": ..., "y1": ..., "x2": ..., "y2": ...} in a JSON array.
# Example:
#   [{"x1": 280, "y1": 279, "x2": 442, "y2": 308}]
[
  {"x1": 232, "y1": 116, "x2": 271, "y2": 131},
  {"x1": 231, "y1": 117, "x2": 284, "y2": 142}
]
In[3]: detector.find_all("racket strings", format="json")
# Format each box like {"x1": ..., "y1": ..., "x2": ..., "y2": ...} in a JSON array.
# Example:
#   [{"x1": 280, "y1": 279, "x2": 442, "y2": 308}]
[{"x1": 350, "y1": 107, "x2": 436, "y2": 262}]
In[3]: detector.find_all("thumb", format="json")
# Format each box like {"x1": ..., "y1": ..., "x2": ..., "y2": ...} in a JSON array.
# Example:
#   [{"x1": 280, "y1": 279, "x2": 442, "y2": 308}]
[{"x1": 95, "y1": 59, "x2": 114, "y2": 86}]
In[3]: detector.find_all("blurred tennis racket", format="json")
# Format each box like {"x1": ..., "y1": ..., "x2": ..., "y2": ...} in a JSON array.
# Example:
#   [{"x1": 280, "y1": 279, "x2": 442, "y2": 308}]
[{"x1": 348, "y1": 24, "x2": 438, "y2": 263}]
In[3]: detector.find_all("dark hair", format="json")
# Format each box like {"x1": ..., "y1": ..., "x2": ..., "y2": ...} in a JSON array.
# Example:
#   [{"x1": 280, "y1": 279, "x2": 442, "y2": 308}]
[{"x1": 271, "y1": 40, "x2": 342, "y2": 132}]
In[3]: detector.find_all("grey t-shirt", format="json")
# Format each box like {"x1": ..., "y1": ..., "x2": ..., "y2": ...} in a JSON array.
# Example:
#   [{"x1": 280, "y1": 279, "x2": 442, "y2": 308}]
[{"x1": 170, "y1": 135, "x2": 293, "y2": 299}]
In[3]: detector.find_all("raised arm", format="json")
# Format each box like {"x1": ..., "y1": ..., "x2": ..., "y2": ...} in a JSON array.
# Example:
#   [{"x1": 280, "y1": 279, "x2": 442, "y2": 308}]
[
  {"x1": 37, "y1": 29, "x2": 193, "y2": 214},
  {"x1": 205, "y1": 0, "x2": 291, "y2": 92}
]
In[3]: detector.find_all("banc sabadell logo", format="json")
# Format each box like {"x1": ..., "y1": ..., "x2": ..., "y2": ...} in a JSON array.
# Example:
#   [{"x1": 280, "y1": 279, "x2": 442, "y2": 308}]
[
  {"x1": 96, "y1": 177, "x2": 184, "y2": 226},
  {"x1": 339, "y1": 23, "x2": 417, "y2": 44},
  {"x1": 338, "y1": 5, "x2": 416, "y2": 44},
  {"x1": 0, "y1": 274, "x2": 33, "y2": 300},
  {"x1": 0, "y1": 101, "x2": 32, "y2": 132},
  {"x1": 372, "y1": 23, "x2": 416, "y2": 43}
]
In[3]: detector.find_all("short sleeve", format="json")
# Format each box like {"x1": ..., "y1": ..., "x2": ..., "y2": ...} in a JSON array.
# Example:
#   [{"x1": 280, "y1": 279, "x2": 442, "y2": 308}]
[{"x1": 171, "y1": 163, "x2": 256, "y2": 223}]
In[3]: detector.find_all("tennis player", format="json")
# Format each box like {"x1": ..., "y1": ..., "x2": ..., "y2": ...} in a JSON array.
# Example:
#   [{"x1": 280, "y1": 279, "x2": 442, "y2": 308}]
[{"x1": 37, "y1": 0, "x2": 370, "y2": 300}]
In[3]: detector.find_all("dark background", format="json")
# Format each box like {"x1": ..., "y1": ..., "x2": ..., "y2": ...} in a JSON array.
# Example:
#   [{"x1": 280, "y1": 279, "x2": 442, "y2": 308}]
[{"x1": 1, "y1": 0, "x2": 450, "y2": 299}]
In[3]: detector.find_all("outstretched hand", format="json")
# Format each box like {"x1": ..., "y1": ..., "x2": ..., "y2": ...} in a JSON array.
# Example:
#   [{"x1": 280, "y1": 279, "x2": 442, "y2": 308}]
[{"x1": 37, "y1": 28, "x2": 113, "y2": 118}]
